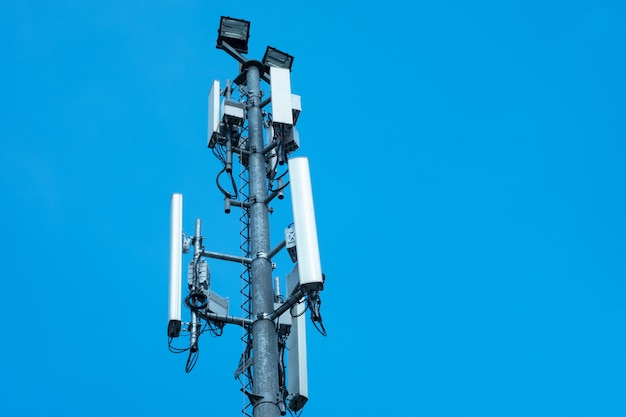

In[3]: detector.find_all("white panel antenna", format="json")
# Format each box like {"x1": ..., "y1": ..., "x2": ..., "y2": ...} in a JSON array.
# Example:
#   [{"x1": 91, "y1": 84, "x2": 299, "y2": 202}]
[
  {"x1": 270, "y1": 66, "x2": 293, "y2": 125},
  {"x1": 168, "y1": 193, "x2": 183, "y2": 338},
  {"x1": 286, "y1": 266, "x2": 308, "y2": 411},
  {"x1": 207, "y1": 80, "x2": 221, "y2": 148},
  {"x1": 288, "y1": 157, "x2": 323, "y2": 291}
]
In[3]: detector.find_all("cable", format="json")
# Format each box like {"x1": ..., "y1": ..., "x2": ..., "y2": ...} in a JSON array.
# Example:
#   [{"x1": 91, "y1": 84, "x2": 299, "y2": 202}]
[
  {"x1": 312, "y1": 316, "x2": 327, "y2": 336},
  {"x1": 277, "y1": 335, "x2": 288, "y2": 414},
  {"x1": 168, "y1": 337, "x2": 192, "y2": 354},
  {"x1": 213, "y1": 137, "x2": 241, "y2": 199},
  {"x1": 169, "y1": 320, "x2": 210, "y2": 373},
  {"x1": 212, "y1": 143, "x2": 227, "y2": 163},
  {"x1": 289, "y1": 299, "x2": 308, "y2": 318},
  {"x1": 287, "y1": 408, "x2": 304, "y2": 417},
  {"x1": 306, "y1": 294, "x2": 327, "y2": 336},
  {"x1": 184, "y1": 291, "x2": 208, "y2": 311},
  {"x1": 206, "y1": 319, "x2": 225, "y2": 337},
  {"x1": 269, "y1": 167, "x2": 290, "y2": 193},
  {"x1": 216, "y1": 166, "x2": 239, "y2": 199},
  {"x1": 185, "y1": 345, "x2": 199, "y2": 373}
]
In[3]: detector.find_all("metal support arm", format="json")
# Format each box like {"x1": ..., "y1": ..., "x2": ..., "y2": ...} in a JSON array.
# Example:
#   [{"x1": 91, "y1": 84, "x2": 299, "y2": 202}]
[
  {"x1": 198, "y1": 310, "x2": 254, "y2": 328},
  {"x1": 269, "y1": 286, "x2": 305, "y2": 322},
  {"x1": 262, "y1": 140, "x2": 279, "y2": 156},
  {"x1": 267, "y1": 240, "x2": 286, "y2": 260},
  {"x1": 201, "y1": 250, "x2": 253, "y2": 264},
  {"x1": 226, "y1": 198, "x2": 253, "y2": 210}
]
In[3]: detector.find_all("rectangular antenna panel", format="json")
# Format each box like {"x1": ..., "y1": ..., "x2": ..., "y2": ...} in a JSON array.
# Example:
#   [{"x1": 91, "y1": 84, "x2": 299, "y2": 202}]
[
  {"x1": 270, "y1": 66, "x2": 293, "y2": 125},
  {"x1": 291, "y1": 94, "x2": 301, "y2": 125},
  {"x1": 222, "y1": 99, "x2": 245, "y2": 124},
  {"x1": 208, "y1": 290, "x2": 229, "y2": 317},
  {"x1": 286, "y1": 266, "x2": 308, "y2": 411},
  {"x1": 168, "y1": 193, "x2": 183, "y2": 337},
  {"x1": 288, "y1": 157, "x2": 323, "y2": 291},
  {"x1": 207, "y1": 80, "x2": 220, "y2": 148}
]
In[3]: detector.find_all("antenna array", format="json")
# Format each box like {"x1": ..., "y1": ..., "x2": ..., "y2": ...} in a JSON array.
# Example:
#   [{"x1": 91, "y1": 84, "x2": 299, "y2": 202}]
[{"x1": 167, "y1": 17, "x2": 326, "y2": 417}]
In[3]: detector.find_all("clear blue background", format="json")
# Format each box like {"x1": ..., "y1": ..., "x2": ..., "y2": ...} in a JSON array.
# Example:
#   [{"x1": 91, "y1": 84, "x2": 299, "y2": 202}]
[{"x1": 1, "y1": 1, "x2": 625, "y2": 416}]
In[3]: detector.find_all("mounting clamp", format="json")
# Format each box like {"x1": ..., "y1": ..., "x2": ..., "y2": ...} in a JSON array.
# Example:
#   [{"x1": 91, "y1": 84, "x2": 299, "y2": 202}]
[
  {"x1": 242, "y1": 389, "x2": 282, "y2": 410},
  {"x1": 255, "y1": 251, "x2": 269, "y2": 260}
]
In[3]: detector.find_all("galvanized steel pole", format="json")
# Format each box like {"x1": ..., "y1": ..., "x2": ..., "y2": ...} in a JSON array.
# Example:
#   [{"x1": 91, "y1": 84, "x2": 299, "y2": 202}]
[{"x1": 244, "y1": 60, "x2": 281, "y2": 417}]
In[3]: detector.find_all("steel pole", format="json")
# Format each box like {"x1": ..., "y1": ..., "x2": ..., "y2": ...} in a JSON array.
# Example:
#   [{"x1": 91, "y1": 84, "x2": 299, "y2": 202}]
[{"x1": 245, "y1": 61, "x2": 281, "y2": 417}]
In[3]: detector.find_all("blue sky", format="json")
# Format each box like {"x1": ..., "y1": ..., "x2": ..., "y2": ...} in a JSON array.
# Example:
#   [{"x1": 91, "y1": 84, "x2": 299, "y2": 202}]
[{"x1": 1, "y1": 1, "x2": 625, "y2": 416}]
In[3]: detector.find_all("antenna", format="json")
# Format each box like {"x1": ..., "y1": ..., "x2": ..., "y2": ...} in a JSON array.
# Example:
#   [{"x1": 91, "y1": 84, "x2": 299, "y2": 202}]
[
  {"x1": 168, "y1": 193, "x2": 183, "y2": 338},
  {"x1": 288, "y1": 157, "x2": 323, "y2": 291},
  {"x1": 207, "y1": 80, "x2": 221, "y2": 148},
  {"x1": 269, "y1": 66, "x2": 293, "y2": 125},
  {"x1": 286, "y1": 266, "x2": 308, "y2": 411}
]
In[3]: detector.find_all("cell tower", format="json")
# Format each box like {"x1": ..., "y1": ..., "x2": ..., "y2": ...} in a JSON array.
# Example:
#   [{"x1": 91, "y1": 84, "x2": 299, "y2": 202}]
[{"x1": 167, "y1": 16, "x2": 326, "y2": 417}]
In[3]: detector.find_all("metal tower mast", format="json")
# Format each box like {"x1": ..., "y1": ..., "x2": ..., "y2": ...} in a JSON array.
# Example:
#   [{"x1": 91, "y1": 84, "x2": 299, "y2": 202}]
[
  {"x1": 245, "y1": 61, "x2": 280, "y2": 417},
  {"x1": 167, "y1": 16, "x2": 326, "y2": 417}
]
